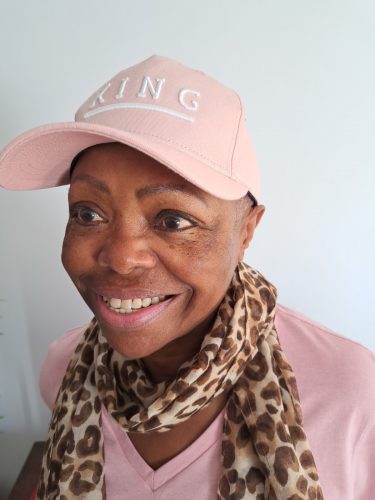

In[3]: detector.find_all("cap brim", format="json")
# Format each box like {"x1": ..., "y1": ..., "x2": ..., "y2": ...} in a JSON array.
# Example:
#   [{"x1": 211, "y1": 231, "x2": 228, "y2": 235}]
[{"x1": 0, "y1": 121, "x2": 248, "y2": 200}]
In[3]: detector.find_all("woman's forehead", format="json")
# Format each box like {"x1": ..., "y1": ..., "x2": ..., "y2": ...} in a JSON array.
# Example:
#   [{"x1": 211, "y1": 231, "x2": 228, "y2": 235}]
[
  {"x1": 69, "y1": 142, "x2": 220, "y2": 206},
  {"x1": 72, "y1": 142, "x2": 191, "y2": 182}
]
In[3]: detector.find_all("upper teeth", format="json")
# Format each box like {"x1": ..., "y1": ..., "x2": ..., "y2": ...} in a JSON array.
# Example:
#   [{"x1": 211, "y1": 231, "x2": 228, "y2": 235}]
[{"x1": 103, "y1": 295, "x2": 166, "y2": 313}]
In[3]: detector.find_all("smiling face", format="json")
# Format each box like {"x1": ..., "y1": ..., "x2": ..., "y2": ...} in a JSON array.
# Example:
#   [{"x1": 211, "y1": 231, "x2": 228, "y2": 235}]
[{"x1": 62, "y1": 142, "x2": 264, "y2": 373}]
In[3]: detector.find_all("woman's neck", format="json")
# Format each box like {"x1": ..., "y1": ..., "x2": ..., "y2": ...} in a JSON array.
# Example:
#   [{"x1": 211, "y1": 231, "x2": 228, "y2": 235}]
[{"x1": 141, "y1": 311, "x2": 217, "y2": 383}]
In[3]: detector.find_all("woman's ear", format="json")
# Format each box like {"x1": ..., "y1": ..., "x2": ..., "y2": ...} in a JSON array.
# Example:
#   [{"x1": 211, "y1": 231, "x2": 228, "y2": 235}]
[{"x1": 238, "y1": 205, "x2": 265, "y2": 261}]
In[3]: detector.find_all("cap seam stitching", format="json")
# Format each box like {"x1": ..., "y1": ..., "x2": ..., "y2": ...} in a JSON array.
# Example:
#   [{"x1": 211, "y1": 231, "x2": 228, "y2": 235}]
[
  {"x1": 125, "y1": 128, "x2": 226, "y2": 170},
  {"x1": 229, "y1": 91, "x2": 244, "y2": 178}
]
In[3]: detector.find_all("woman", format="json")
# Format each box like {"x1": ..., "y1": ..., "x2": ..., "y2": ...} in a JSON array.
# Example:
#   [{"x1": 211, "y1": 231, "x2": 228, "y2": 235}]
[{"x1": 1, "y1": 55, "x2": 373, "y2": 499}]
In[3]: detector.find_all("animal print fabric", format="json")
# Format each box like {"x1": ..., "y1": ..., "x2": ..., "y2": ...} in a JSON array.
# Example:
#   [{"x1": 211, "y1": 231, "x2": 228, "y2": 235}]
[{"x1": 36, "y1": 262, "x2": 324, "y2": 499}]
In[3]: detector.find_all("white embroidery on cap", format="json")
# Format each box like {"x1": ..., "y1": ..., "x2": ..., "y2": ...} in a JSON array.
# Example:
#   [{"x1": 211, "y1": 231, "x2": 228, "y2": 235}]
[
  {"x1": 83, "y1": 102, "x2": 194, "y2": 122},
  {"x1": 137, "y1": 76, "x2": 166, "y2": 99},
  {"x1": 115, "y1": 78, "x2": 129, "y2": 99},
  {"x1": 179, "y1": 89, "x2": 200, "y2": 111},
  {"x1": 89, "y1": 82, "x2": 111, "y2": 109}
]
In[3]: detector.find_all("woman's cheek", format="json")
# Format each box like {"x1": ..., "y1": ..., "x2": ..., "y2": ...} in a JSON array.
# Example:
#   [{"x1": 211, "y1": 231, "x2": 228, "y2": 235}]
[
  {"x1": 161, "y1": 234, "x2": 219, "y2": 277},
  {"x1": 61, "y1": 228, "x2": 91, "y2": 275},
  {"x1": 163, "y1": 232, "x2": 236, "y2": 297},
  {"x1": 61, "y1": 244, "x2": 77, "y2": 283}
]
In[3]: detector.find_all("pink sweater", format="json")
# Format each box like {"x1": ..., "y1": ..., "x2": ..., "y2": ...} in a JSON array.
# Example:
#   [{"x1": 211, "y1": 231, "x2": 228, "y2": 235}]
[{"x1": 39, "y1": 304, "x2": 375, "y2": 499}]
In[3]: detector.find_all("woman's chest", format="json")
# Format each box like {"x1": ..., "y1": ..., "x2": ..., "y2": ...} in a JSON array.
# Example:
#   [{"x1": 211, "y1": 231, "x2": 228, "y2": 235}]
[
  {"x1": 102, "y1": 404, "x2": 224, "y2": 499},
  {"x1": 127, "y1": 392, "x2": 228, "y2": 469}
]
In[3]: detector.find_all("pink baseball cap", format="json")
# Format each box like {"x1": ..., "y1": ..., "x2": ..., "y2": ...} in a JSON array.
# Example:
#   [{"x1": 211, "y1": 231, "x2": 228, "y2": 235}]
[{"x1": 0, "y1": 55, "x2": 260, "y2": 201}]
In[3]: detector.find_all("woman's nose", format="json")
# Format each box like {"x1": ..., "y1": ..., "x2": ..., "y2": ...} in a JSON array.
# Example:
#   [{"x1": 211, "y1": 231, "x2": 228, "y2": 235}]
[{"x1": 97, "y1": 227, "x2": 157, "y2": 275}]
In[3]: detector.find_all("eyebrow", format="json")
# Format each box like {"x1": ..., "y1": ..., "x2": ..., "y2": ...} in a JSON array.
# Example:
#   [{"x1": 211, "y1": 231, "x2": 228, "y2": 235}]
[
  {"x1": 136, "y1": 184, "x2": 208, "y2": 207},
  {"x1": 70, "y1": 175, "x2": 208, "y2": 207},
  {"x1": 70, "y1": 173, "x2": 110, "y2": 194}
]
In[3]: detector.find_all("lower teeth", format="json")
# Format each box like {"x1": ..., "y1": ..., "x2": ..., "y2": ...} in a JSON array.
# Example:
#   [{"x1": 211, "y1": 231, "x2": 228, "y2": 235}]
[
  {"x1": 108, "y1": 305, "x2": 139, "y2": 314},
  {"x1": 111, "y1": 308, "x2": 133, "y2": 314}
]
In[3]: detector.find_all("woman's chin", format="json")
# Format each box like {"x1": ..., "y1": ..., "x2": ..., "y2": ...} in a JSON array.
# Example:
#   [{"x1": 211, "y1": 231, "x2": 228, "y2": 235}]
[{"x1": 99, "y1": 325, "x2": 171, "y2": 360}]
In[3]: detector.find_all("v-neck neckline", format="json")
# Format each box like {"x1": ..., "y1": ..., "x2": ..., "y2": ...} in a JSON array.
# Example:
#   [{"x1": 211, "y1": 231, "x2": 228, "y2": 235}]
[{"x1": 102, "y1": 405, "x2": 225, "y2": 491}]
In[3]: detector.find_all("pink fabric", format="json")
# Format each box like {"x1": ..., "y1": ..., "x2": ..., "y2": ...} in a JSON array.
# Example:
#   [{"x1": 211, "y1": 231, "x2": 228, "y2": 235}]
[
  {"x1": 102, "y1": 405, "x2": 222, "y2": 499},
  {"x1": 0, "y1": 55, "x2": 260, "y2": 201},
  {"x1": 40, "y1": 304, "x2": 375, "y2": 499}
]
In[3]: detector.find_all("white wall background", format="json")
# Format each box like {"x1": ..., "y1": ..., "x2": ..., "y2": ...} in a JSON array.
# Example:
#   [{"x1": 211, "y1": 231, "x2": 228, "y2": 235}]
[{"x1": 0, "y1": 0, "x2": 374, "y2": 496}]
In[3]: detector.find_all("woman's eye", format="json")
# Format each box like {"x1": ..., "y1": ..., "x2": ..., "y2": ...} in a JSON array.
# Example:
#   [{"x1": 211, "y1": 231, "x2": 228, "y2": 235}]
[
  {"x1": 156, "y1": 212, "x2": 196, "y2": 231},
  {"x1": 69, "y1": 206, "x2": 104, "y2": 225}
]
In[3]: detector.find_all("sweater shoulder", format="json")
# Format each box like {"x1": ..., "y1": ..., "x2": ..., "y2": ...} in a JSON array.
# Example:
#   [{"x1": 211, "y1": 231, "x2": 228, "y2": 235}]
[
  {"x1": 275, "y1": 303, "x2": 375, "y2": 411},
  {"x1": 39, "y1": 323, "x2": 89, "y2": 410},
  {"x1": 276, "y1": 303, "x2": 374, "y2": 354}
]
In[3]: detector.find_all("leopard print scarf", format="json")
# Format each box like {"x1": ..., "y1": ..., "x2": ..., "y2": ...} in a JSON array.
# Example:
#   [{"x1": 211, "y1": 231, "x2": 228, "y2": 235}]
[{"x1": 37, "y1": 262, "x2": 324, "y2": 499}]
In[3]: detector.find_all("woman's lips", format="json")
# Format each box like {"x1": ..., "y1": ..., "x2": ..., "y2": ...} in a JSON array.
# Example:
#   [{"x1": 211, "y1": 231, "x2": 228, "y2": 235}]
[{"x1": 95, "y1": 293, "x2": 177, "y2": 329}]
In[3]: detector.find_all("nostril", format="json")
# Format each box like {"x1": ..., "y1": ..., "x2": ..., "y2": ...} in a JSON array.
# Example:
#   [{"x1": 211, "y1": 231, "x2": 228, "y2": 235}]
[{"x1": 97, "y1": 243, "x2": 158, "y2": 275}]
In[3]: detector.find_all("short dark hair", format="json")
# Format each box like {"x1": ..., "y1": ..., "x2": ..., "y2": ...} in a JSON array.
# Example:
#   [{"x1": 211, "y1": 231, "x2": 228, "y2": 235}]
[
  {"x1": 247, "y1": 191, "x2": 257, "y2": 207},
  {"x1": 69, "y1": 148, "x2": 88, "y2": 178}
]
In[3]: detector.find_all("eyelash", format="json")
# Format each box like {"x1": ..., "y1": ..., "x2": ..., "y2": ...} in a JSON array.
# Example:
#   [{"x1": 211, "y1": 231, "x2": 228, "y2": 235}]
[
  {"x1": 68, "y1": 206, "x2": 198, "y2": 232},
  {"x1": 153, "y1": 210, "x2": 197, "y2": 232},
  {"x1": 69, "y1": 206, "x2": 104, "y2": 226}
]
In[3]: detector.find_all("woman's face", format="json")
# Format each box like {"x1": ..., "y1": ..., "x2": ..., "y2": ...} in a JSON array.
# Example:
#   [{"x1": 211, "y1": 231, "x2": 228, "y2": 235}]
[{"x1": 62, "y1": 142, "x2": 264, "y2": 361}]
